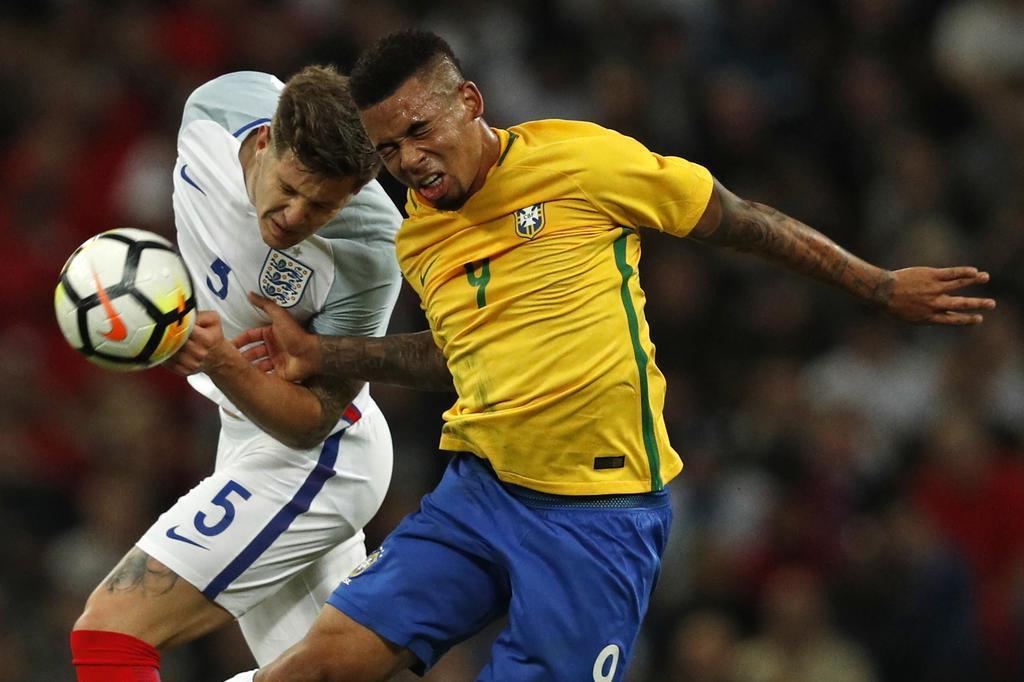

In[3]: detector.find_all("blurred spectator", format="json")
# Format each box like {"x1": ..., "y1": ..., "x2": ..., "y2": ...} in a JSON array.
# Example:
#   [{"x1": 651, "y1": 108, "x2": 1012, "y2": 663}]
[
  {"x1": 833, "y1": 498, "x2": 984, "y2": 681},
  {"x1": 933, "y1": 0, "x2": 1024, "y2": 89},
  {"x1": 732, "y1": 566, "x2": 877, "y2": 682},
  {"x1": 802, "y1": 317, "x2": 942, "y2": 469},
  {"x1": 911, "y1": 409, "x2": 1024, "y2": 678},
  {"x1": 665, "y1": 609, "x2": 740, "y2": 682}
]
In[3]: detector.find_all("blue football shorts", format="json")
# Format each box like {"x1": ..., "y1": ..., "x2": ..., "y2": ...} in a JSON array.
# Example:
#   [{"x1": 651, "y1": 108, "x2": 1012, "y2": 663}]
[{"x1": 327, "y1": 452, "x2": 673, "y2": 681}]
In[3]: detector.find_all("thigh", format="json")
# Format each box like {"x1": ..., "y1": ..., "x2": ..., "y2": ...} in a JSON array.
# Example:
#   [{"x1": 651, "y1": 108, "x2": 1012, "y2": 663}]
[
  {"x1": 238, "y1": 534, "x2": 367, "y2": 666},
  {"x1": 481, "y1": 501, "x2": 673, "y2": 682},
  {"x1": 326, "y1": 495, "x2": 511, "y2": 675}
]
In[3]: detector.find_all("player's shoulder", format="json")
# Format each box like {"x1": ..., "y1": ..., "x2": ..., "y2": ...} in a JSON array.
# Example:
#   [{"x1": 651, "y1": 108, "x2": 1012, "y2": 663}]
[
  {"x1": 504, "y1": 119, "x2": 645, "y2": 170},
  {"x1": 187, "y1": 71, "x2": 284, "y2": 102},
  {"x1": 315, "y1": 181, "x2": 402, "y2": 287},
  {"x1": 316, "y1": 179, "x2": 401, "y2": 244},
  {"x1": 180, "y1": 71, "x2": 284, "y2": 140},
  {"x1": 509, "y1": 119, "x2": 630, "y2": 149}
]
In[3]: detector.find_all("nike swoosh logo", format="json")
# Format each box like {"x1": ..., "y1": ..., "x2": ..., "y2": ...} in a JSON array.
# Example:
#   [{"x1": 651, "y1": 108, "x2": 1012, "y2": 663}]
[
  {"x1": 419, "y1": 256, "x2": 440, "y2": 286},
  {"x1": 165, "y1": 525, "x2": 209, "y2": 550},
  {"x1": 91, "y1": 269, "x2": 127, "y2": 341},
  {"x1": 180, "y1": 164, "x2": 206, "y2": 195}
]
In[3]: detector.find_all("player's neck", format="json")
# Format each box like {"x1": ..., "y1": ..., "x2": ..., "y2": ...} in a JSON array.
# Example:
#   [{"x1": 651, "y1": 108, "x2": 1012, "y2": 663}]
[
  {"x1": 468, "y1": 121, "x2": 501, "y2": 199},
  {"x1": 481, "y1": 121, "x2": 500, "y2": 169}
]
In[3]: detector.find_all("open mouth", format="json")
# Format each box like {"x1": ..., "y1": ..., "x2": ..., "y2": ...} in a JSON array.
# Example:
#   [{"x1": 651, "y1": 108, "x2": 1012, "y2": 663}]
[{"x1": 418, "y1": 173, "x2": 446, "y2": 201}]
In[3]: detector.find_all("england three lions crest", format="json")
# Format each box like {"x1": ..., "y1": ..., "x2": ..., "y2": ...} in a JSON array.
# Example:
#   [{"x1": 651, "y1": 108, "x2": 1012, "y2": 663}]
[
  {"x1": 514, "y1": 203, "x2": 545, "y2": 240},
  {"x1": 259, "y1": 249, "x2": 313, "y2": 308}
]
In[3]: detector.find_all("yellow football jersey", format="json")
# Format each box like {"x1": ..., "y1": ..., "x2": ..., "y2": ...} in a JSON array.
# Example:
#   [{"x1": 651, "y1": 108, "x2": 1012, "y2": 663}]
[{"x1": 397, "y1": 119, "x2": 713, "y2": 494}]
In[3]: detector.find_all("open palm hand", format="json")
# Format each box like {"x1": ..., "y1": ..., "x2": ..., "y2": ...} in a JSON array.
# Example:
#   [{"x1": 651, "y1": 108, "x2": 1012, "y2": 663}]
[{"x1": 233, "y1": 293, "x2": 322, "y2": 382}]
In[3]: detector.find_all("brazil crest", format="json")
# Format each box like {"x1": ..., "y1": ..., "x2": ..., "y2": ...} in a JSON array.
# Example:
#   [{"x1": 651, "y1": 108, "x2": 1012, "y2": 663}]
[
  {"x1": 514, "y1": 203, "x2": 545, "y2": 239},
  {"x1": 259, "y1": 249, "x2": 313, "y2": 307}
]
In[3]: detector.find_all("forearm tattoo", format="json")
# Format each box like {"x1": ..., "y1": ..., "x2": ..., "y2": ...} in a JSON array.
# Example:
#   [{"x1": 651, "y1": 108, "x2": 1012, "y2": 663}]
[
  {"x1": 321, "y1": 331, "x2": 453, "y2": 391},
  {"x1": 104, "y1": 547, "x2": 179, "y2": 597},
  {"x1": 701, "y1": 199, "x2": 893, "y2": 306},
  {"x1": 306, "y1": 376, "x2": 363, "y2": 438}
]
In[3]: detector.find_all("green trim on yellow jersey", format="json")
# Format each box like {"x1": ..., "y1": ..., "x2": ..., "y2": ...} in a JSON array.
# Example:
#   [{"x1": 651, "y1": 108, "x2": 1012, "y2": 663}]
[
  {"x1": 613, "y1": 228, "x2": 663, "y2": 490},
  {"x1": 496, "y1": 132, "x2": 519, "y2": 166}
]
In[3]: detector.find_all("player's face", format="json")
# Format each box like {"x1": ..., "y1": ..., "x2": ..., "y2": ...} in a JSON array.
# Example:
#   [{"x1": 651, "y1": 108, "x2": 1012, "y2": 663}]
[
  {"x1": 250, "y1": 135, "x2": 360, "y2": 249},
  {"x1": 360, "y1": 75, "x2": 488, "y2": 211}
]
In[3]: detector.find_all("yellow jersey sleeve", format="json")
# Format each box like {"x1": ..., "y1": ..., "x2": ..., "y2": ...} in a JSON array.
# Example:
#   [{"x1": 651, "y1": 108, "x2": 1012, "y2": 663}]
[{"x1": 575, "y1": 127, "x2": 714, "y2": 237}]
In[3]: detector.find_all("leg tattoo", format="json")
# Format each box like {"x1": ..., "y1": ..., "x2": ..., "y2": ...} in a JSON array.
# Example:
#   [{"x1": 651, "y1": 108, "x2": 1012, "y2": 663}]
[{"x1": 104, "y1": 548, "x2": 180, "y2": 597}]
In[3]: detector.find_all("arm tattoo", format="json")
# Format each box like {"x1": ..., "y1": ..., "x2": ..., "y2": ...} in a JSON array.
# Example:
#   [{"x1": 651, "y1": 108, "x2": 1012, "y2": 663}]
[
  {"x1": 303, "y1": 376, "x2": 363, "y2": 443},
  {"x1": 321, "y1": 330, "x2": 453, "y2": 391},
  {"x1": 698, "y1": 198, "x2": 893, "y2": 306},
  {"x1": 104, "y1": 547, "x2": 179, "y2": 597}
]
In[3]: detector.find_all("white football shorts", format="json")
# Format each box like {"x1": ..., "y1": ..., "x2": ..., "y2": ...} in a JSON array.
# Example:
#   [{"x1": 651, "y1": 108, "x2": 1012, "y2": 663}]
[{"x1": 137, "y1": 400, "x2": 392, "y2": 663}]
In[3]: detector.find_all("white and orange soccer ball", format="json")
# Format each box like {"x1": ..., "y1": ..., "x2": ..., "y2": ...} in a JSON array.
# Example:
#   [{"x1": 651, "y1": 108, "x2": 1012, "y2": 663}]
[{"x1": 54, "y1": 228, "x2": 197, "y2": 371}]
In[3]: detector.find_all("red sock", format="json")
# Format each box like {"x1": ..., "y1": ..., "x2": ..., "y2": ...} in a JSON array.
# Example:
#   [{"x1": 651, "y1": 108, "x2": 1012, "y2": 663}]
[{"x1": 71, "y1": 630, "x2": 161, "y2": 681}]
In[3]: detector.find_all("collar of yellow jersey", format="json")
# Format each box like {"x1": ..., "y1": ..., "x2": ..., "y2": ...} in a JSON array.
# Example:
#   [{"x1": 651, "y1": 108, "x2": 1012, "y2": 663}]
[{"x1": 494, "y1": 128, "x2": 519, "y2": 167}]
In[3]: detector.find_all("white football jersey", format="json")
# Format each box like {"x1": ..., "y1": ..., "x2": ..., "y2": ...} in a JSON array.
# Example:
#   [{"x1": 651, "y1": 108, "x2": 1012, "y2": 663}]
[{"x1": 172, "y1": 71, "x2": 402, "y2": 420}]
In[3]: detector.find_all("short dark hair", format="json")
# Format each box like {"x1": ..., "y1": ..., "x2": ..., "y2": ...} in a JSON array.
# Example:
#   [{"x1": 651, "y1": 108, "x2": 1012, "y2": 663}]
[
  {"x1": 350, "y1": 30, "x2": 464, "y2": 109},
  {"x1": 272, "y1": 64, "x2": 380, "y2": 184}
]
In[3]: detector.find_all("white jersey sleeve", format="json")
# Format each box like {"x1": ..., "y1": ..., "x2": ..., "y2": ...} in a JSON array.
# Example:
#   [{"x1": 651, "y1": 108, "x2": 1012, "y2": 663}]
[
  {"x1": 179, "y1": 71, "x2": 283, "y2": 141},
  {"x1": 310, "y1": 182, "x2": 402, "y2": 338}
]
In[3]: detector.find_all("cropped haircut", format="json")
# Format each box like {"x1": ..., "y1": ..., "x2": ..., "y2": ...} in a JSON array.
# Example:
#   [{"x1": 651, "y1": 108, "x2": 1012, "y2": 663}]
[
  {"x1": 272, "y1": 65, "x2": 380, "y2": 184},
  {"x1": 350, "y1": 30, "x2": 464, "y2": 109}
]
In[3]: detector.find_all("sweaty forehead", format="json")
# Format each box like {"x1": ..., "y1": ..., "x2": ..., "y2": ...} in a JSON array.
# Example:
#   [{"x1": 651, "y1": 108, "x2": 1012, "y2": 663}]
[
  {"x1": 361, "y1": 75, "x2": 449, "y2": 139},
  {"x1": 274, "y1": 150, "x2": 314, "y2": 185},
  {"x1": 274, "y1": 150, "x2": 356, "y2": 201}
]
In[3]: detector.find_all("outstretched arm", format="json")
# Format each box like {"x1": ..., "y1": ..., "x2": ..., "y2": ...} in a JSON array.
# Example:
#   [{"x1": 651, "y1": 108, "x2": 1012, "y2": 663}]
[
  {"x1": 319, "y1": 330, "x2": 453, "y2": 391},
  {"x1": 167, "y1": 311, "x2": 362, "y2": 450},
  {"x1": 689, "y1": 179, "x2": 996, "y2": 324},
  {"x1": 235, "y1": 293, "x2": 454, "y2": 391}
]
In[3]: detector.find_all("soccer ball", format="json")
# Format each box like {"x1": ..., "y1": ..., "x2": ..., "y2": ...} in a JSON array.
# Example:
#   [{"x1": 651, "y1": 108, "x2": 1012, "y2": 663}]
[{"x1": 54, "y1": 228, "x2": 197, "y2": 371}]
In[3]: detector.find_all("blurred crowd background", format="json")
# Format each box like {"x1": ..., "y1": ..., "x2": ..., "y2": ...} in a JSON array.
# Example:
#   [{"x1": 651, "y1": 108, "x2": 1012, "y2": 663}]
[{"x1": 0, "y1": 0, "x2": 1022, "y2": 680}]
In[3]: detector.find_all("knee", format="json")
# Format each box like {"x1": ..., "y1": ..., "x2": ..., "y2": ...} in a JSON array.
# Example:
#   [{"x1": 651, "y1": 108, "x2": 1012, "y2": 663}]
[{"x1": 73, "y1": 587, "x2": 117, "y2": 632}]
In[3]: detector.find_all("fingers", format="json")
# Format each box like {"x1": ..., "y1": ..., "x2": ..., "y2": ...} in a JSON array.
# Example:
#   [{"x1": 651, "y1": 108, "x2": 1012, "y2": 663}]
[
  {"x1": 180, "y1": 337, "x2": 211, "y2": 367},
  {"x1": 924, "y1": 293, "x2": 996, "y2": 325},
  {"x1": 195, "y1": 310, "x2": 221, "y2": 327},
  {"x1": 164, "y1": 346, "x2": 203, "y2": 374},
  {"x1": 248, "y1": 292, "x2": 288, "y2": 320},
  {"x1": 188, "y1": 317, "x2": 224, "y2": 349},
  {"x1": 930, "y1": 311, "x2": 986, "y2": 325},
  {"x1": 162, "y1": 358, "x2": 195, "y2": 376},
  {"x1": 940, "y1": 277, "x2": 991, "y2": 295},
  {"x1": 233, "y1": 327, "x2": 267, "y2": 349},
  {"x1": 938, "y1": 296, "x2": 997, "y2": 312},
  {"x1": 935, "y1": 267, "x2": 989, "y2": 282},
  {"x1": 239, "y1": 340, "x2": 269, "y2": 364},
  {"x1": 936, "y1": 269, "x2": 991, "y2": 294},
  {"x1": 236, "y1": 339, "x2": 277, "y2": 374},
  {"x1": 253, "y1": 358, "x2": 275, "y2": 373}
]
